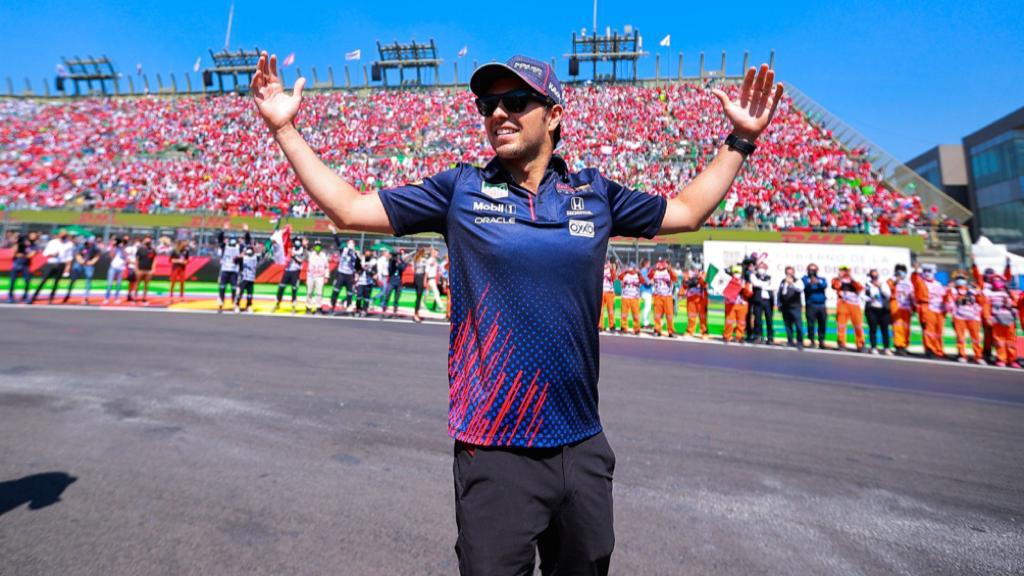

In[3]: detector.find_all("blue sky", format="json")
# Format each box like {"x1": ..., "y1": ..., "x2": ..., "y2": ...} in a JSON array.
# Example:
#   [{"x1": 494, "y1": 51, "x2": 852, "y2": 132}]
[{"x1": 2, "y1": 0, "x2": 1022, "y2": 160}]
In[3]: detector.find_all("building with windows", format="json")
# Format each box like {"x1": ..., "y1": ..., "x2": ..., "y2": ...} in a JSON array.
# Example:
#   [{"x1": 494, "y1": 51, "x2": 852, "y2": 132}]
[
  {"x1": 908, "y1": 106, "x2": 1024, "y2": 253},
  {"x1": 963, "y1": 106, "x2": 1024, "y2": 252},
  {"x1": 905, "y1": 144, "x2": 969, "y2": 211}
]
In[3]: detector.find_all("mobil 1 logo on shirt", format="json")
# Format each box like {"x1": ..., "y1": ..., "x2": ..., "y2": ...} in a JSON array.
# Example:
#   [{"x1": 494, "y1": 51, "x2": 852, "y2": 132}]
[{"x1": 568, "y1": 219, "x2": 595, "y2": 238}]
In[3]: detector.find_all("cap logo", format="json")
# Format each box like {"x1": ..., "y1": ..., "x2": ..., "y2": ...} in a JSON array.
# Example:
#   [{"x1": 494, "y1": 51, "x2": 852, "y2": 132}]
[{"x1": 512, "y1": 61, "x2": 544, "y2": 77}]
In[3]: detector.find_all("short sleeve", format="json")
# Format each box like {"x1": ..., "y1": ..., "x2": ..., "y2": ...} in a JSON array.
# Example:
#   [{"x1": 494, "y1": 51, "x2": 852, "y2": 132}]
[
  {"x1": 377, "y1": 166, "x2": 460, "y2": 237},
  {"x1": 602, "y1": 174, "x2": 667, "y2": 239}
]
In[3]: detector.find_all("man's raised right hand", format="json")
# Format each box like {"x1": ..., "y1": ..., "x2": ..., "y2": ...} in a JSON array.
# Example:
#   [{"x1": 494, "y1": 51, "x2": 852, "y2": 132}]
[{"x1": 250, "y1": 51, "x2": 306, "y2": 134}]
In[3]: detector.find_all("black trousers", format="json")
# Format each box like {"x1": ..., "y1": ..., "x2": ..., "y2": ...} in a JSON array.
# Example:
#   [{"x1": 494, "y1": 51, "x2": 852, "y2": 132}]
[
  {"x1": 806, "y1": 303, "x2": 827, "y2": 345},
  {"x1": 454, "y1": 431, "x2": 616, "y2": 576},
  {"x1": 277, "y1": 269, "x2": 301, "y2": 303},
  {"x1": 781, "y1": 304, "x2": 804, "y2": 345},
  {"x1": 218, "y1": 270, "x2": 239, "y2": 302},
  {"x1": 31, "y1": 263, "x2": 64, "y2": 303},
  {"x1": 751, "y1": 298, "x2": 775, "y2": 343},
  {"x1": 235, "y1": 280, "x2": 255, "y2": 307},
  {"x1": 865, "y1": 306, "x2": 892, "y2": 349},
  {"x1": 330, "y1": 272, "x2": 355, "y2": 308},
  {"x1": 356, "y1": 284, "x2": 372, "y2": 311},
  {"x1": 413, "y1": 272, "x2": 426, "y2": 313}
]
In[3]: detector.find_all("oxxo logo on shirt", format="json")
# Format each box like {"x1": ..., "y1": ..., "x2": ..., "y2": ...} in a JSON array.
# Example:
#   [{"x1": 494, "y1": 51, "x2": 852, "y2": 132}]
[{"x1": 568, "y1": 219, "x2": 595, "y2": 238}]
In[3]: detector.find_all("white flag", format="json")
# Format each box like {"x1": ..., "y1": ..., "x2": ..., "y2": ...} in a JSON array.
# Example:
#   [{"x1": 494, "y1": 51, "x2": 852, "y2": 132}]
[
  {"x1": 345, "y1": 49, "x2": 361, "y2": 61},
  {"x1": 282, "y1": 52, "x2": 295, "y2": 67},
  {"x1": 193, "y1": 57, "x2": 201, "y2": 72},
  {"x1": 457, "y1": 46, "x2": 468, "y2": 58},
  {"x1": 659, "y1": 34, "x2": 671, "y2": 47}
]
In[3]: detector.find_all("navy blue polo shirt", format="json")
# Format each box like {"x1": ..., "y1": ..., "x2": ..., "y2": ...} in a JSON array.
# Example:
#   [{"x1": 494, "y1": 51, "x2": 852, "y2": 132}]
[{"x1": 378, "y1": 155, "x2": 667, "y2": 448}]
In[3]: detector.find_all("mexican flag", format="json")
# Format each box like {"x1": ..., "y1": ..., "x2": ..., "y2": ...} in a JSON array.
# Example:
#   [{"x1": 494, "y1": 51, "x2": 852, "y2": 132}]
[{"x1": 707, "y1": 263, "x2": 731, "y2": 296}]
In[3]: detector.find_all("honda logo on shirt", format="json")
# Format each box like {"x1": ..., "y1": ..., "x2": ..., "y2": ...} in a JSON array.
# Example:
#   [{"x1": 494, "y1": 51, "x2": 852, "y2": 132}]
[
  {"x1": 569, "y1": 219, "x2": 595, "y2": 238},
  {"x1": 571, "y1": 196, "x2": 584, "y2": 211}
]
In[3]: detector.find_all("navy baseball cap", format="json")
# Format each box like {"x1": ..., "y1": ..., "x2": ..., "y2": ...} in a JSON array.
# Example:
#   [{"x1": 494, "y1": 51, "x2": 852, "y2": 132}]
[{"x1": 471, "y1": 55, "x2": 564, "y2": 145}]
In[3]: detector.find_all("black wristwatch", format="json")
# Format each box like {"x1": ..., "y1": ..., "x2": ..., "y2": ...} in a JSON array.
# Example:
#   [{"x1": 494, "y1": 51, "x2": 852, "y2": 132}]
[{"x1": 725, "y1": 133, "x2": 757, "y2": 157}]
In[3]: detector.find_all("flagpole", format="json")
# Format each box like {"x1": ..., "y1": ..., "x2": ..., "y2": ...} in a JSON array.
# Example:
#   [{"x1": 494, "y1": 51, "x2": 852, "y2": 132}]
[
  {"x1": 224, "y1": 0, "x2": 235, "y2": 51},
  {"x1": 593, "y1": 0, "x2": 597, "y2": 36}
]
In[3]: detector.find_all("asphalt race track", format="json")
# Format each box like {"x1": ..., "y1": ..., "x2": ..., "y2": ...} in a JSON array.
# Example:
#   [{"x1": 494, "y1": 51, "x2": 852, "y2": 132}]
[{"x1": 1, "y1": 306, "x2": 1022, "y2": 575}]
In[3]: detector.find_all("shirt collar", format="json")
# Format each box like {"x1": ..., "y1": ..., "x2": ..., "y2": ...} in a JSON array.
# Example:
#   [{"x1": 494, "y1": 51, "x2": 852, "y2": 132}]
[{"x1": 482, "y1": 154, "x2": 571, "y2": 185}]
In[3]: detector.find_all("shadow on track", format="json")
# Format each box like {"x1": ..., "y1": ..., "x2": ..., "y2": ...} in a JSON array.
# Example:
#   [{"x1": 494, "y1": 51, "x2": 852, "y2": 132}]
[{"x1": 0, "y1": 472, "x2": 78, "y2": 516}]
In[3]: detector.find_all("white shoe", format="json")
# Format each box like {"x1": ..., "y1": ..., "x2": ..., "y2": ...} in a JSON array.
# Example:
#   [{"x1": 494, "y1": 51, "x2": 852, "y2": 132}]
[{"x1": 234, "y1": 305, "x2": 240, "y2": 313}]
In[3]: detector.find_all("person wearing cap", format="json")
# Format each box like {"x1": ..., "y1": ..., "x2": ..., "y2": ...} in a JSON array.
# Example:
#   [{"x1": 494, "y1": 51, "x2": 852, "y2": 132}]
[
  {"x1": 912, "y1": 263, "x2": 948, "y2": 358},
  {"x1": 682, "y1": 265, "x2": 709, "y2": 338},
  {"x1": 723, "y1": 264, "x2": 754, "y2": 344},
  {"x1": 618, "y1": 262, "x2": 643, "y2": 335},
  {"x1": 252, "y1": 49, "x2": 784, "y2": 574},
  {"x1": 648, "y1": 258, "x2": 678, "y2": 337},
  {"x1": 305, "y1": 239, "x2": 330, "y2": 314},
  {"x1": 972, "y1": 258, "x2": 1012, "y2": 362},
  {"x1": 29, "y1": 229, "x2": 75, "y2": 305},
  {"x1": 888, "y1": 263, "x2": 916, "y2": 356},
  {"x1": 801, "y1": 263, "x2": 829, "y2": 349},
  {"x1": 599, "y1": 258, "x2": 618, "y2": 332},
  {"x1": 982, "y1": 273, "x2": 1020, "y2": 368},
  {"x1": 945, "y1": 272, "x2": 985, "y2": 364},
  {"x1": 831, "y1": 265, "x2": 865, "y2": 352}
]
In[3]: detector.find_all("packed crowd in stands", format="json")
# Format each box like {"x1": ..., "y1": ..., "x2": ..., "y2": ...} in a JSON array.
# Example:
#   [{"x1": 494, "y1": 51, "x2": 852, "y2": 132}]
[{"x1": 0, "y1": 83, "x2": 956, "y2": 233}]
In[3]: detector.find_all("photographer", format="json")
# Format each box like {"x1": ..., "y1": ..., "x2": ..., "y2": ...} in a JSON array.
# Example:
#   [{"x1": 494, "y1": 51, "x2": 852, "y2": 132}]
[
  {"x1": 802, "y1": 263, "x2": 828, "y2": 349},
  {"x1": 777, "y1": 266, "x2": 804, "y2": 349}
]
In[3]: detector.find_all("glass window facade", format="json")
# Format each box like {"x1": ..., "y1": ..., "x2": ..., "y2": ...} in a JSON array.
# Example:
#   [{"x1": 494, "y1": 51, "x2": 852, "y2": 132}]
[
  {"x1": 979, "y1": 200, "x2": 1024, "y2": 246},
  {"x1": 970, "y1": 130, "x2": 1024, "y2": 188}
]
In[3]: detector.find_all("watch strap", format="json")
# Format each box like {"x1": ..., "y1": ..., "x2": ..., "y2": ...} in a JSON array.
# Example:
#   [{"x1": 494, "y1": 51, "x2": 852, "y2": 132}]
[{"x1": 725, "y1": 133, "x2": 757, "y2": 157}]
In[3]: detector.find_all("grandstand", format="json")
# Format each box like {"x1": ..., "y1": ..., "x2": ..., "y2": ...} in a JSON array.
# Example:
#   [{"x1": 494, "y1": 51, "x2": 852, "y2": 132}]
[{"x1": 0, "y1": 49, "x2": 972, "y2": 263}]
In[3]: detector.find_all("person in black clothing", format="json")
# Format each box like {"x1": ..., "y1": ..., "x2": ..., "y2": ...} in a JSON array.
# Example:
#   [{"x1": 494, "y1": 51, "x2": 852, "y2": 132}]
[
  {"x1": 743, "y1": 253, "x2": 758, "y2": 342},
  {"x1": 354, "y1": 249, "x2": 373, "y2": 317},
  {"x1": 380, "y1": 247, "x2": 412, "y2": 316},
  {"x1": 328, "y1": 224, "x2": 359, "y2": 314},
  {"x1": 7, "y1": 230, "x2": 39, "y2": 303},
  {"x1": 777, "y1": 266, "x2": 804, "y2": 349},
  {"x1": 802, "y1": 263, "x2": 829, "y2": 349},
  {"x1": 749, "y1": 261, "x2": 775, "y2": 344},
  {"x1": 135, "y1": 236, "x2": 157, "y2": 304}
]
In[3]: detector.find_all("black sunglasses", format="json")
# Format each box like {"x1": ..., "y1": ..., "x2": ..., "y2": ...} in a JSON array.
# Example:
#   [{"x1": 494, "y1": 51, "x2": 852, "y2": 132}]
[{"x1": 475, "y1": 89, "x2": 552, "y2": 117}]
